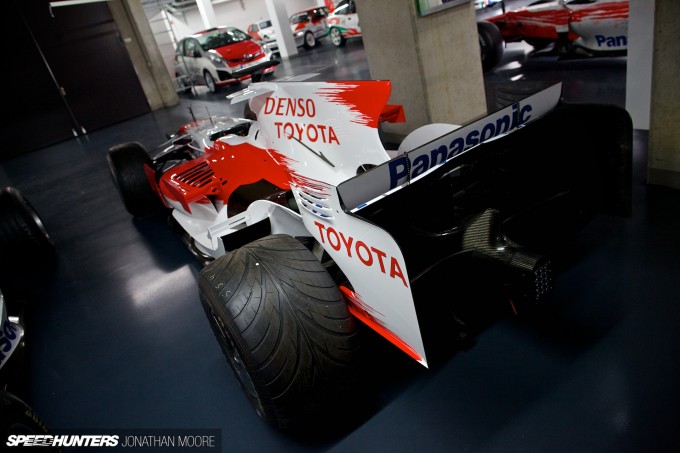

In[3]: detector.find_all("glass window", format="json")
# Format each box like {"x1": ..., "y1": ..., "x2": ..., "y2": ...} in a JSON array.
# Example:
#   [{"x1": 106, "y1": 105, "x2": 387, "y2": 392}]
[
  {"x1": 196, "y1": 28, "x2": 250, "y2": 50},
  {"x1": 334, "y1": 0, "x2": 356, "y2": 15},
  {"x1": 291, "y1": 13, "x2": 308, "y2": 24},
  {"x1": 312, "y1": 7, "x2": 328, "y2": 19},
  {"x1": 183, "y1": 39, "x2": 198, "y2": 57}
]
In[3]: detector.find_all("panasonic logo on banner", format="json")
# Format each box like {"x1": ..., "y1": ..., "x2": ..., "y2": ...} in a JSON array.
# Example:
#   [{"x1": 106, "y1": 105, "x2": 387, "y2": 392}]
[{"x1": 388, "y1": 102, "x2": 532, "y2": 189}]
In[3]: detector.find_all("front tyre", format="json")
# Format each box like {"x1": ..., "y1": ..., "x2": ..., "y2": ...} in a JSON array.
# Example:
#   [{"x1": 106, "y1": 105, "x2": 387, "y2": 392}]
[
  {"x1": 204, "y1": 71, "x2": 219, "y2": 93},
  {"x1": 198, "y1": 235, "x2": 360, "y2": 431},
  {"x1": 0, "y1": 391, "x2": 61, "y2": 452},
  {"x1": 303, "y1": 31, "x2": 317, "y2": 49},
  {"x1": 478, "y1": 21, "x2": 504, "y2": 72},
  {"x1": 329, "y1": 27, "x2": 346, "y2": 47},
  {"x1": 107, "y1": 142, "x2": 163, "y2": 217}
]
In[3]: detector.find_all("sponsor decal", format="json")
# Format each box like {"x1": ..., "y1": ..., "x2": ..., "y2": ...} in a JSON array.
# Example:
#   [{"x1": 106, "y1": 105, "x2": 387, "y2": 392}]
[
  {"x1": 335, "y1": 83, "x2": 561, "y2": 212},
  {"x1": 313, "y1": 220, "x2": 408, "y2": 287},
  {"x1": 0, "y1": 319, "x2": 21, "y2": 369},
  {"x1": 263, "y1": 97, "x2": 340, "y2": 144},
  {"x1": 595, "y1": 34, "x2": 627, "y2": 48},
  {"x1": 388, "y1": 102, "x2": 532, "y2": 189}
]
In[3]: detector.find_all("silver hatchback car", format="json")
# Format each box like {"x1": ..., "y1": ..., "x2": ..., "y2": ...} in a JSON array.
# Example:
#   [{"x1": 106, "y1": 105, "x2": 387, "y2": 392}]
[{"x1": 174, "y1": 26, "x2": 276, "y2": 93}]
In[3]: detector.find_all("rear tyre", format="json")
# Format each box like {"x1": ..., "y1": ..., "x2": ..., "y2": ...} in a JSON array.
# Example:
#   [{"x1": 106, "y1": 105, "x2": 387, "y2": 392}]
[
  {"x1": 303, "y1": 31, "x2": 317, "y2": 49},
  {"x1": 0, "y1": 391, "x2": 60, "y2": 452},
  {"x1": 478, "y1": 21, "x2": 504, "y2": 72},
  {"x1": 107, "y1": 142, "x2": 162, "y2": 217},
  {"x1": 0, "y1": 187, "x2": 54, "y2": 270},
  {"x1": 329, "y1": 27, "x2": 345, "y2": 47},
  {"x1": 198, "y1": 234, "x2": 360, "y2": 431}
]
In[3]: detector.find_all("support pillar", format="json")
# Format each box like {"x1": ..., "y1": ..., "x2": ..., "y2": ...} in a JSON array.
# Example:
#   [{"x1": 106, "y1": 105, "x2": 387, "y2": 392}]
[
  {"x1": 264, "y1": 0, "x2": 298, "y2": 58},
  {"x1": 108, "y1": 0, "x2": 178, "y2": 110},
  {"x1": 648, "y1": 0, "x2": 680, "y2": 189},
  {"x1": 195, "y1": 0, "x2": 217, "y2": 29},
  {"x1": 356, "y1": 0, "x2": 487, "y2": 142}
]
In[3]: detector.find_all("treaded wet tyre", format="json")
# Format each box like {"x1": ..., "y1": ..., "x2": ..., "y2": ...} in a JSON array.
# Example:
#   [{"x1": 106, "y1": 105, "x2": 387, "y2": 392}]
[
  {"x1": 0, "y1": 187, "x2": 54, "y2": 270},
  {"x1": 198, "y1": 234, "x2": 360, "y2": 431},
  {"x1": 107, "y1": 142, "x2": 162, "y2": 217},
  {"x1": 0, "y1": 390, "x2": 61, "y2": 452}
]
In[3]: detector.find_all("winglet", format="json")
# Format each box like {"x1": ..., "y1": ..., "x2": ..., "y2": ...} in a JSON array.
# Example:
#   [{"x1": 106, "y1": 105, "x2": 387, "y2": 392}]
[{"x1": 227, "y1": 73, "x2": 321, "y2": 104}]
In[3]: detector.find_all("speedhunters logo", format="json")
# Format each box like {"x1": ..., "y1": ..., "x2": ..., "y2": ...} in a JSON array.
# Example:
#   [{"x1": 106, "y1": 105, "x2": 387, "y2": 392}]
[
  {"x1": 388, "y1": 102, "x2": 532, "y2": 189},
  {"x1": 6, "y1": 435, "x2": 119, "y2": 447},
  {"x1": 6, "y1": 429, "x2": 221, "y2": 450}
]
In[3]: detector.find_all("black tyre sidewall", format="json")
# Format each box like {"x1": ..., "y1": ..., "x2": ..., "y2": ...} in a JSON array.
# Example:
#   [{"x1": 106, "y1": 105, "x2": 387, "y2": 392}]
[
  {"x1": 198, "y1": 235, "x2": 359, "y2": 431},
  {"x1": 0, "y1": 390, "x2": 61, "y2": 452},
  {"x1": 0, "y1": 187, "x2": 54, "y2": 270},
  {"x1": 478, "y1": 21, "x2": 504, "y2": 72},
  {"x1": 330, "y1": 28, "x2": 345, "y2": 47},
  {"x1": 106, "y1": 143, "x2": 162, "y2": 217},
  {"x1": 204, "y1": 71, "x2": 219, "y2": 93},
  {"x1": 303, "y1": 31, "x2": 316, "y2": 49}
]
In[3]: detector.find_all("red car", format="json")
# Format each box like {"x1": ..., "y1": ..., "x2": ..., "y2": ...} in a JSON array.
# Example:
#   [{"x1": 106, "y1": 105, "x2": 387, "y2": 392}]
[
  {"x1": 174, "y1": 26, "x2": 277, "y2": 93},
  {"x1": 289, "y1": 6, "x2": 329, "y2": 49},
  {"x1": 485, "y1": 0, "x2": 628, "y2": 55}
]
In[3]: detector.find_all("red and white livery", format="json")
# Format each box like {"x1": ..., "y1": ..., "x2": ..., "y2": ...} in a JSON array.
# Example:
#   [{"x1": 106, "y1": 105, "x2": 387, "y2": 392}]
[
  {"x1": 327, "y1": 0, "x2": 362, "y2": 47},
  {"x1": 108, "y1": 72, "x2": 632, "y2": 431},
  {"x1": 486, "y1": 0, "x2": 628, "y2": 54}
]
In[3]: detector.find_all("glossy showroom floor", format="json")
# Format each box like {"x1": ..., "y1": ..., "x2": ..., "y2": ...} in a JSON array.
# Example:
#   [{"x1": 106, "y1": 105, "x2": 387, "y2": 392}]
[{"x1": 2, "y1": 36, "x2": 680, "y2": 452}]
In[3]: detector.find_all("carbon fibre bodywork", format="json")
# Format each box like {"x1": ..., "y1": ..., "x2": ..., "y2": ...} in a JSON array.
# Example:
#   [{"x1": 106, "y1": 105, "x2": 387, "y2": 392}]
[{"x1": 349, "y1": 102, "x2": 631, "y2": 335}]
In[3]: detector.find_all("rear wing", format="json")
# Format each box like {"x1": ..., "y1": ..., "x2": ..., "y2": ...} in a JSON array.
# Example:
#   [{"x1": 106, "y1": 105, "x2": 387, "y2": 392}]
[{"x1": 337, "y1": 83, "x2": 563, "y2": 211}]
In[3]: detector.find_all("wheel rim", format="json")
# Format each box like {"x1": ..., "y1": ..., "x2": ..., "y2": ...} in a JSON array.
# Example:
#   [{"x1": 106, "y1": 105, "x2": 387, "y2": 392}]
[
  {"x1": 205, "y1": 72, "x2": 216, "y2": 92},
  {"x1": 330, "y1": 28, "x2": 342, "y2": 46},
  {"x1": 305, "y1": 32, "x2": 315, "y2": 47}
]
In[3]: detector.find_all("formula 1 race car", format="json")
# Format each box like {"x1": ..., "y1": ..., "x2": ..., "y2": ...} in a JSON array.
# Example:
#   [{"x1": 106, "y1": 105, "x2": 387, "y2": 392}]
[
  {"x1": 107, "y1": 74, "x2": 631, "y2": 431},
  {"x1": 484, "y1": 0, "x2": 629, "y2": 56}
]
